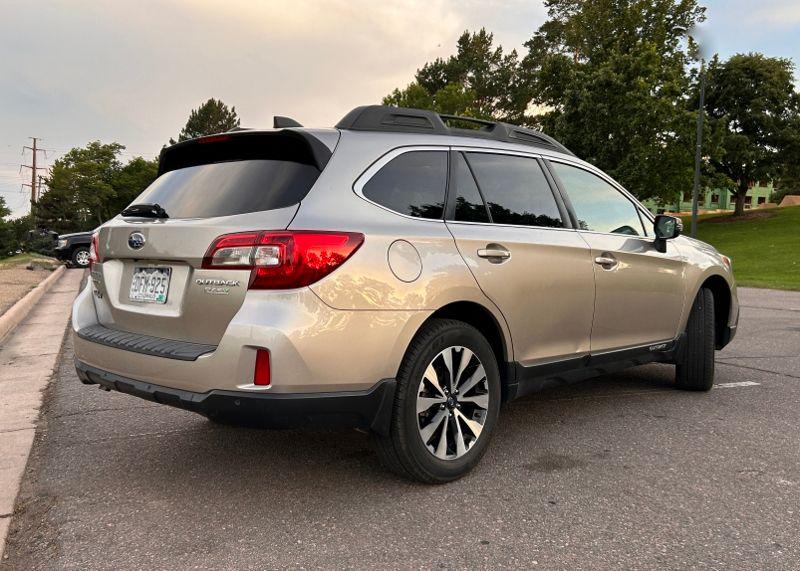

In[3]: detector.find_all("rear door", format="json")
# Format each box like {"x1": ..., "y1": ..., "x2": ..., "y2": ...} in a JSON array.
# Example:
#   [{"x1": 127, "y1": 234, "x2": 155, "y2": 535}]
[
  {"x1": 91, "y1": 131, "x2": 332, "y2": 345},
  {"x1": 445, "y1": 150, "x2": 595, "y2": 368},
  {"x1": 547, "y1": 159, "x2": 686, "y2": 352}
]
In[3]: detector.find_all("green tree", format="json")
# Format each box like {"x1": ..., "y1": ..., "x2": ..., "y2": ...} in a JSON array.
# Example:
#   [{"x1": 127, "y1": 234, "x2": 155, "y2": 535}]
[
  {"x1": 704, "y1": 54, "x2": 800, "y2": 215},
  {"x1": 170, "y1": 98, "x2": 240, "y2": 145},
  {"x1": 523, "y1": 0, "x2": 705, "y2": 203},
  {"x1": 35, "y1": 142, "x2": 158, "y2": 234},
  {"x1": 0, "y1": 196, "x2": 14, "y2": 256},
  {"x1": 384, "y1": 29, "x2": 527, "y2": 122}
]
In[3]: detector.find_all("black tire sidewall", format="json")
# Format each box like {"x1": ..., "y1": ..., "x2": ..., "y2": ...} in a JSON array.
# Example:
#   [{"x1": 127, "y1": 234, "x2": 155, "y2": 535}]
[{"x1": 397, "y1": 322, "x2": 501, "y2": 480}]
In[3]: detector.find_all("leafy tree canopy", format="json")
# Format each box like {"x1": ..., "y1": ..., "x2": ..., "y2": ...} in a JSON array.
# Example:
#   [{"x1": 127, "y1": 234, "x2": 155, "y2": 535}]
[
  {"x1": 523, "y1": 0, "x2": 706, "y2": 203},
  {"x1": 35, "y1": 142, "x2": 158, "y2": 234},
  {"x1": 383, "y1": 30, "x2": 527, "y2": 122},
  {"x1": 704, "y1": 53, "x2": 800, "y2": 215},
  {"x1": 170, "y1": 98, "x2": 241, "y2": 145}
]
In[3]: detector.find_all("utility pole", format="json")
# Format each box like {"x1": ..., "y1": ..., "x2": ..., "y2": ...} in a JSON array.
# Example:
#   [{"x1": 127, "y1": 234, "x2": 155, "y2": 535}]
[
  {"x1": 21, "y1": 137, "x2": 47, "y2": 222},
  {"x1": 690, "y1": 63, "x2": 706, "y2": 239}
]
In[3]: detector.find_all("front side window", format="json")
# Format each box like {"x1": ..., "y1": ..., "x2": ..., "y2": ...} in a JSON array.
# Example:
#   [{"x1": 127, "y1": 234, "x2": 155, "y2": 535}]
[
  {"x1": 362, "y1": 151, "x2": 447, "y2": 219},
  {"x1": 464, "y1": 153, "x2": 563, "y2": 228},
  {"x1": 551, "y1": 162, "x2": 645, "y2": 236}
]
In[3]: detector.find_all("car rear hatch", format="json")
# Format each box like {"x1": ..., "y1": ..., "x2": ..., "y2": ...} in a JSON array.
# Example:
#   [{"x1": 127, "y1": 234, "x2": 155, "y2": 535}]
[{"x1": 90, "y1": 129, "x2": 337, "y2": 346}]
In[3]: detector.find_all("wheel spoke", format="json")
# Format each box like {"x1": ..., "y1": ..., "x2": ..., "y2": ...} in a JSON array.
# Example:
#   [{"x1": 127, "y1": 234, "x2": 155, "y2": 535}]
[
  {"x1": 454, "y1": 408, "x2": 483, "y2": 439},
  {"x1": 423, "y1": 364, "x2": 446, "y2": 398},
  {"x1": 458, "y1": 364, "x2": 486, "y2": 395},
  {"x1": 416, "y1": 395, "x2": 445, "y2": 415},
  {"x1": 441, "y1": 348, "x2": 455, "y2": 392},
  {"x1": 419, "y1": 409, "x2": 447, "y2": 443},
  {"x1": 453, "y1": 414, "x2": 467, "y2": 457},
  {"x1": 458, "y1": 393, "x2": 489, "y2": 409},
  {"x1": 435, "y1": 414, "x2": 450, "y2": 458},
  {"x1": 454, "y1": 347, "x2": 473, "y2": 390}
]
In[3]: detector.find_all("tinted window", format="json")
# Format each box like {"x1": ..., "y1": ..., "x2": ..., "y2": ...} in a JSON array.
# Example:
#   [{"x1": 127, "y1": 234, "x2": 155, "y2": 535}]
[
  {"x1": 131, "y1": 160, "x2": 319, "y2": 219},
  {"x1": 453, "y1": 153, "x2": 490, "y2": 223},
  {"x1": 551, "y1": 162, "x2": 645, "y2": 236},
  {"x1": 363, "y1": 151, "x2": 447, "y2": 219},
  {"x1": 465, "y1": 153, "x2": 563, "y2": 228}
]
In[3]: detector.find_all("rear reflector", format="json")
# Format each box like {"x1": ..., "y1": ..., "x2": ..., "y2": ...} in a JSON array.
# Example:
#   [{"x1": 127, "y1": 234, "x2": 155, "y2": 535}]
[
  {"x1": 202, "y1": 230, "x2": 364, "y2": 289},
  {"x1": 254, "y1": 349, "x2": 271, "y2": 386}
]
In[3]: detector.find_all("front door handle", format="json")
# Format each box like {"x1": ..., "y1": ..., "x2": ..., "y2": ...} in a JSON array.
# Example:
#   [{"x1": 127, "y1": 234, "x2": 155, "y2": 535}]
[
  {"x1": 477, "y1": 244, "x2": 511, "y2": 263},
  {"x1": 594, "y1": 254, "x2": 618, "y2": 269}
]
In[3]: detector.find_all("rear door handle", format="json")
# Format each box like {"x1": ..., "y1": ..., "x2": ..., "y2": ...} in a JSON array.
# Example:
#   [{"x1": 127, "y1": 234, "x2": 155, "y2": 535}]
[
  {"x1": 594, "y1": 254, "x2": 618, "y2": 269},
  {"x1": 477, "y1": 245, "x2": 511, "y2": 263}
]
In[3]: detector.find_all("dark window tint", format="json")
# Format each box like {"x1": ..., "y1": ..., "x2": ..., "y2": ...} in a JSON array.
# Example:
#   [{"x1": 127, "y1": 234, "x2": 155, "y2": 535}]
[
  {"x1": 453, "y1": 153, "x2": 490, "y2": 223},
  {"x1": 130, "y1": 160, "x2": 319, "y2": 219},
  {"x1": 465, "y1": 153, "x2": 563, "y2": 228},
  {"x1": 363, "y1": 151, "x2": 447, "y2": 219},
  {"x1": 551, "y1": 162, "x2": 645, "y2": 236}
]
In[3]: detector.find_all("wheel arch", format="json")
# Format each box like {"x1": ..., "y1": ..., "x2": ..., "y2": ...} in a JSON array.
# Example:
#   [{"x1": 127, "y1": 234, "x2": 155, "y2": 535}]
[
  {"x1": 697, "y1": 274, "x2": 732, "y2": 350},
  {"x1": 410, "y1": 301, "x2": 514, "y2": 401}
]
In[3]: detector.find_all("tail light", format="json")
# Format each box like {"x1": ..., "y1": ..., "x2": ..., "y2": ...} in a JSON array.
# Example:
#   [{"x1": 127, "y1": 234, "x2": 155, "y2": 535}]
[
  {"x1": 202, "y1": 231, "x2": 364, "y2": 289},
  {"x1": 89, "y1": 232, "x2": 101, "y2": 270}
]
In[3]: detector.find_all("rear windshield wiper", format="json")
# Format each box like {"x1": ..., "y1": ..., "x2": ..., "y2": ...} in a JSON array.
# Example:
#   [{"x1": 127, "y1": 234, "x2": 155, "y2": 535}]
[{"x1": 121, "y1": 203, "x2": 169, "y2": 219}]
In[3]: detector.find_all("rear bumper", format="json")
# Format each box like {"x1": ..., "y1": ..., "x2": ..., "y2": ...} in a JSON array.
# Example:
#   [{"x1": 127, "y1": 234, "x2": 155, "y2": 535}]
[{"x1": 76, "y1": 360, "x2": 397, "y2": 434}]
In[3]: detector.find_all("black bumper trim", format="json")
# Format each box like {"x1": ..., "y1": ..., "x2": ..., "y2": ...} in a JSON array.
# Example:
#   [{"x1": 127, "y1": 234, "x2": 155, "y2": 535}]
[
  {"x1": 76, "y1": 324, "x2": 217, "y2": 361},
  {"x1": 75, "y1": 360, "x2": 397, "y2": 434}
]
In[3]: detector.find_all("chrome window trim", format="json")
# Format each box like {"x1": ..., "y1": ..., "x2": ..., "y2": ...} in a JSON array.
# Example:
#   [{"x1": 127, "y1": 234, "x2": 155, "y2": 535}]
[
  {"x1": 352, "y1": 145, "x2": 450, "y2": 223},
  {"x1": 445, "y1": 219, "x2": 577, "y2": 234},
  {"x1": 546, "y1": 157, "x2": 652, "y2": 239}
]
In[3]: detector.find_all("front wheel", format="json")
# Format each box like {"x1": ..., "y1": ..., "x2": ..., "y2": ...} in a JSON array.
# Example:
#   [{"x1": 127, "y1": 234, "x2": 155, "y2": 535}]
[
  {"x1": 675, "y1": 288, "x2": 715, "y2": 391},
  {"x1": 373, "y1": 319, "x2": 501, "y2": 484}
]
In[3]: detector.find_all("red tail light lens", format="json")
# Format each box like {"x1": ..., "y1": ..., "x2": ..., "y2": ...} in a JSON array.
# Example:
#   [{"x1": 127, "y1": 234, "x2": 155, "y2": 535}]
[
  {"x1": 254, "y1": 349, "x2": 271, "y2": 386},
  {"x1": 202, "y1": 231, "x2": 364, "y2": 289},
  {"x1": 89, "y1": 232, "x2": 101, "y2": 269}
]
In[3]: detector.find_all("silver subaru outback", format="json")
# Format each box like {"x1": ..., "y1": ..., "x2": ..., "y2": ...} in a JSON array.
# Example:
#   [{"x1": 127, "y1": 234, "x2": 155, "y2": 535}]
[{"x1": 73, "y1": 105, "x2": 738, "y2": 483}]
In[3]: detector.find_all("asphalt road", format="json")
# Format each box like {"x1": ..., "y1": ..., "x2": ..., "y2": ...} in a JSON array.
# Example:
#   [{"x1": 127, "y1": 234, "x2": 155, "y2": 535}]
[{"x1": 2, "y1": 287, "x2": 799, "y2": 570}]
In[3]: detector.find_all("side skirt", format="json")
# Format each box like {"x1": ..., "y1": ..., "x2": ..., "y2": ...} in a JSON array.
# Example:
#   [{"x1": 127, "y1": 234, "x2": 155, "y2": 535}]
[{"x1": 509, "y1": 337, "x2": 683, "y2": 400}]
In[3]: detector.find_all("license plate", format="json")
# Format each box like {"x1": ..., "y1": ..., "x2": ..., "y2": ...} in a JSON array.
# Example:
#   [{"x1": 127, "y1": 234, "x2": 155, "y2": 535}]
[{"x1": 129, "y1": 267, "x2": 171, "y2": 304}]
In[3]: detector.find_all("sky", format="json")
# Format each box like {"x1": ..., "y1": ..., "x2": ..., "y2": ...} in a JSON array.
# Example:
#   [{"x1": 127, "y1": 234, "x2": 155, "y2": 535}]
[{"x1": 2, "y1": 0, "x2": 800, "y2": 219}]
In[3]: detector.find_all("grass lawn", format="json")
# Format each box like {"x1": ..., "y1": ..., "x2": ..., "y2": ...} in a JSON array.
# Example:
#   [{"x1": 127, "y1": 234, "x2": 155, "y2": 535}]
[
  {"x1": 0, "y1": 252, "x2": 60, "y2": 269},
  {"x1": 681, "y1": 206, "x2": 800, "y2": 291}
]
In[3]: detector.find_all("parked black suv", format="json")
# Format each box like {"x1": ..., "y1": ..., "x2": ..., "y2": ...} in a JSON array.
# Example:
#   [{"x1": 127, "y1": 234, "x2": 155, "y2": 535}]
[{"x1": 54, "y1": 232, "x2": 93, "y2": 268}]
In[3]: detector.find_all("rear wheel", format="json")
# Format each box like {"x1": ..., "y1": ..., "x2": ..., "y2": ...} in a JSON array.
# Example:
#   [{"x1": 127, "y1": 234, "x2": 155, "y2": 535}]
[
  {"x1": 676, "y1": 288, "x2": 715, "y2": 391},
  {"x1": 373, "y1": 318, "x2": 501, "y2": 484},
  {"x1": 71, "y1": 246, "x2": 90, "y2": 268}
]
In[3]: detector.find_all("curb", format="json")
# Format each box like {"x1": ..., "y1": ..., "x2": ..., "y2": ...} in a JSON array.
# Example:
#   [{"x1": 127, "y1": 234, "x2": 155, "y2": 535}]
[{"x1": 0, "y1": 265, "x2": 66, "y2": 344}]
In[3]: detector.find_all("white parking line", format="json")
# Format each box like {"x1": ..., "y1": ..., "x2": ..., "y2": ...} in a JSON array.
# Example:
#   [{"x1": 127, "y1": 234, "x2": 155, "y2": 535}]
[{"x1": 714, "y1": 381, "x2": 761, "y2": 388}]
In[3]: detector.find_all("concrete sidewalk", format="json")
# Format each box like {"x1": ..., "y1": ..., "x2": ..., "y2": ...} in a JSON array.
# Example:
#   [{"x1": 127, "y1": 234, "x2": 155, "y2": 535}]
[{"x1": 0, "y1": 269, "x2": 83, "y2": 559}]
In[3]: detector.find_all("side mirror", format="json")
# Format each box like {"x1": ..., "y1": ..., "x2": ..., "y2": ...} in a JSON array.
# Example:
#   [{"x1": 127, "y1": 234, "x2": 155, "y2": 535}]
[{"x1": 653, "y1": 215, "x2": 682, "y2": 253}]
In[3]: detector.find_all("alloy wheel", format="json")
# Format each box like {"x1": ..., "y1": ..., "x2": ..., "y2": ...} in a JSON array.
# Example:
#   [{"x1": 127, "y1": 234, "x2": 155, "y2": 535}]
[{"x1": 416, "y1": 346, "x2": 489, "y2": 460}]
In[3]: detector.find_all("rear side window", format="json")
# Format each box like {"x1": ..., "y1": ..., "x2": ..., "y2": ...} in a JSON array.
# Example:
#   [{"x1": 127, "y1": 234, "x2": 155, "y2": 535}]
[
  {"x1": 453, "y1": 153, "x2": 490, "y2": 223},
  {"x1": 465, "y1": 153, "x2": 563, "y2": 228},
  {"x1": 133, "y1": 160, "x2": 319, "y2": 219},
  {"x1": 550, "y1": 162, "x2": 645, "y2": 236},
  {"x1": 362, "y1": 151, "x2": 447, "y2": 219}
]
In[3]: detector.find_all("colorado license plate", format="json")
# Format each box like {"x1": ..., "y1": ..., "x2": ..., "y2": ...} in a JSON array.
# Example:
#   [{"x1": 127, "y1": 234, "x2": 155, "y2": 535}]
[{"x1": 129, "y1": 267, "x2": 171, "y2": 304}]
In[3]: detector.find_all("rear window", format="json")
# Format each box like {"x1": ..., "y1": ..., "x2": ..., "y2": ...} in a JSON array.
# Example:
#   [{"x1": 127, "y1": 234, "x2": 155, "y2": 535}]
[
  {"x1": 362, "y1": 151, "x2": 447, "y2": 219},
  {"x1": 130, "y1": 160, "x2": 320, "y2": 219}
]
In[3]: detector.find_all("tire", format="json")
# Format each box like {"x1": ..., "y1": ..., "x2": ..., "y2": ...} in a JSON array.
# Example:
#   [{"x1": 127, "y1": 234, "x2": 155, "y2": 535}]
[
  {"x1": 373, "y1": 318, "x2": 501, "y2": 484},
  {"x1": 71, "y1": 246, "x2": 91, "y2": 268},
  {"x1": 675, "y1": 288, "x2": 715, "y2": 391}
]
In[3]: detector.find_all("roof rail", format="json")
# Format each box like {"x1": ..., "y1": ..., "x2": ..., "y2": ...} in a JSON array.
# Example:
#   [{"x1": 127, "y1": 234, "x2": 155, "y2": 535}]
[{"x1": 335, "y1": 105, "x2": 573, "y2": 156}]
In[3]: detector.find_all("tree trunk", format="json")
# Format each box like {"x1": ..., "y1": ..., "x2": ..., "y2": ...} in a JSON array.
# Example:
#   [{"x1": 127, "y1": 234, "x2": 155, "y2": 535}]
[{"x1": 733, "y1": 181, "x2": 749, "y2": 216}]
